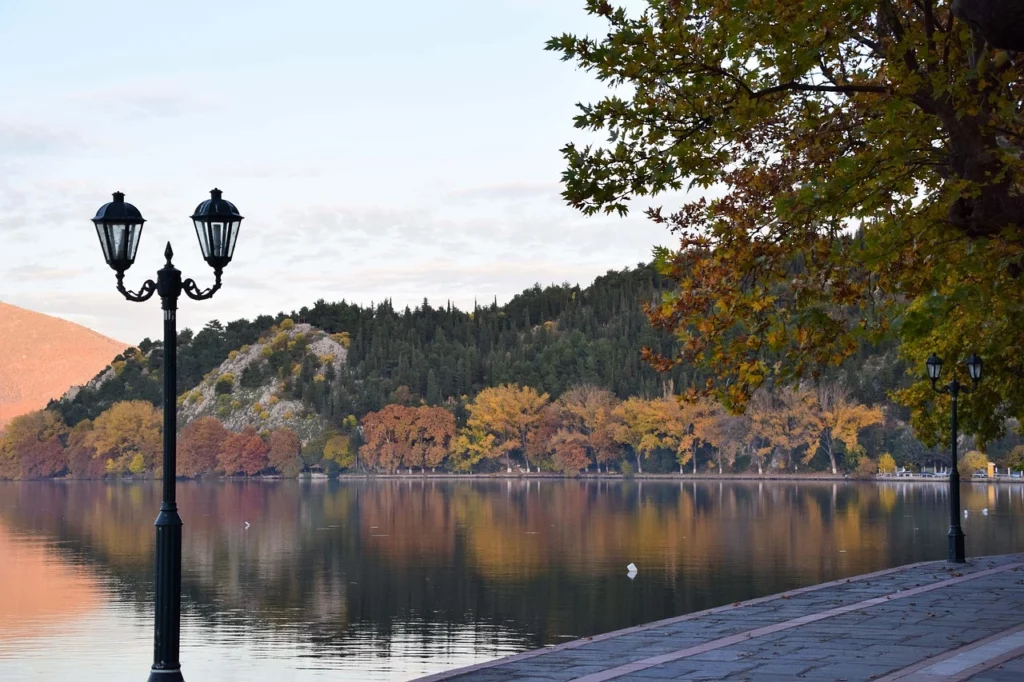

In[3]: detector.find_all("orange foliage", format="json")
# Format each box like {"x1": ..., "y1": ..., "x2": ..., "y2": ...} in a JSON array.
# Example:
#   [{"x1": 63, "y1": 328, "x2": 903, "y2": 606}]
[
  {"x1": 178, "y1": 417, "x2": 230, "y2": 478},
  {"x1": 219, "y1": 426, "x2": 269, "y2": 476}
]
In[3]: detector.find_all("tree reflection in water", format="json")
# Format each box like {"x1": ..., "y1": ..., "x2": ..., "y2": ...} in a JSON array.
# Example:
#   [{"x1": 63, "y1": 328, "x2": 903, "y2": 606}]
[{"x1": 1, "y1": 480, "x2": 1023, "y2": 679}]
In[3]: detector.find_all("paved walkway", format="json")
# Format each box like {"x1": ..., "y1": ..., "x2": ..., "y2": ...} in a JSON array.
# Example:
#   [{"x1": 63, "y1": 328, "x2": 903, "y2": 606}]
[{"x1": 417, "y1": 554, "x2": 1024, "y2": 682}]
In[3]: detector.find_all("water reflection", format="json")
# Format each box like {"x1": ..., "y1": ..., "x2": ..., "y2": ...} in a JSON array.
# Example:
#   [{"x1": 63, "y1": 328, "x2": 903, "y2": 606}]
[{"x1": 1, "y1": 480, "x2": 1023, "y2": 681}]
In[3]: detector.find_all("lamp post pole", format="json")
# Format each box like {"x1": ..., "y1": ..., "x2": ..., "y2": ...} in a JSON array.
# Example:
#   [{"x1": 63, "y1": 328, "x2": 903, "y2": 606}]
[
  {"x1": 927, "y1": 353, "x2": 983, "y2": 565},
  {"x1": 92, "y1": 190, "x2": 242, "y2": 681},
  {"x1": 946, "y1": 376, "x2": 964, "y2": 564}
]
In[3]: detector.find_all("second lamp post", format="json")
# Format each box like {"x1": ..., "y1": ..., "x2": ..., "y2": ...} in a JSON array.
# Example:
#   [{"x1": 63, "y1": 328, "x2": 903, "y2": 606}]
[
  {"x1": 926, "y1": 352, "x2": 983, "y2": 564},
  {"x1": 91, "y1": 188, "x2": 244, "y2": 682}
]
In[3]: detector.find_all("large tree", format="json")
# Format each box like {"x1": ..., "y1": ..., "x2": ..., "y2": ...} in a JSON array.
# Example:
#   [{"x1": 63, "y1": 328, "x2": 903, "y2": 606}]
[
  {"x1": 548, "y1": 1, "x2": 1024, "y2": 445},
  {"x1": 88, "y1": 400, "x2": 162, "y2": 476},
  {"x1": 178, "y1": 417, "x2": 230, "y2": 478},
  {"x1": 0, "y1": 410, "x2": 67, "y2": 479}
]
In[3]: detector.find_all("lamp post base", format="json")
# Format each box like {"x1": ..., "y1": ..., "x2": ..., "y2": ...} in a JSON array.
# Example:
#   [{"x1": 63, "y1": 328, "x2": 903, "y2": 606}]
[
  {"x1": 948, "y1": 527, "x2": 966, "y2": 564},
  {"x1": 148, "y1": 668, "x2": 184, "y2": 682}
]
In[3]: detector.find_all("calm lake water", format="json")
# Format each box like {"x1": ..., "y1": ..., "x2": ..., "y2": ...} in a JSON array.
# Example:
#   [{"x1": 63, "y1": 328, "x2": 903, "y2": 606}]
[{"x1": 2, "y1": 479, "x2": 1023, "y2": 681}]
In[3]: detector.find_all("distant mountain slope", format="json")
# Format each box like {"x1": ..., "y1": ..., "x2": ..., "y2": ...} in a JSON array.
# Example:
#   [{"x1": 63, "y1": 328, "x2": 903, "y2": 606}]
[{"x1": 0, "y1": 301, "x2": 127, "y2": 430}]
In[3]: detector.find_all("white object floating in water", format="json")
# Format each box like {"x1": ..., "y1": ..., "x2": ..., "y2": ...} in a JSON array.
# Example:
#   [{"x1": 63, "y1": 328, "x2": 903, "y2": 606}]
[
  {"x1": 244, "y1": 521, "x2": 250, "y2": 529},
  {"x1": 626, "y1": 563, "x2": 638, "y2": 575},
  {"x1": 964, "y1": 510, "x2": 969, "y2": 517},
  {"x1": 982, "y1": 508, "x2": 989, "y2": 516}
]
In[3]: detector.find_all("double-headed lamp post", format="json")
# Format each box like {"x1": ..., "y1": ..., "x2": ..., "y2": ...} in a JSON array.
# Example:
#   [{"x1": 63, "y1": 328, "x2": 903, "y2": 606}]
[
  {"x1": 926, "y1": 352, "x2": 983, "y2": 564},
  {"x1": 91, "y1": 189, "x2": 243, "y2": 682}
]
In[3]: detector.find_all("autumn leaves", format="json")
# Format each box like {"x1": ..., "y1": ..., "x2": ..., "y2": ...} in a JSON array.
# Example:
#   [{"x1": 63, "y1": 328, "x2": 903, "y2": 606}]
[{"x1": 0, "y1": 380, "x2": 888, "y2": 478}]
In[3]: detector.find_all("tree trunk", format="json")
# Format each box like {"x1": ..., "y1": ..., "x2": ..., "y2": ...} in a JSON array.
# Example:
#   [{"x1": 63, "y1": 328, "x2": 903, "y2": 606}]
[
  {"x1": 635, "y1": 451, "x2": 643, "y2": 474},
  {"x1": 718, "y1": 450, "x2": 722, "y2": 475}
]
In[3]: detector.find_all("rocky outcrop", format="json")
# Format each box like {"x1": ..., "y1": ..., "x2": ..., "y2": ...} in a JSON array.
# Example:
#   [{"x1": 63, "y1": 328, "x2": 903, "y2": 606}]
[{"x1": 176, "y1": 323, "x2": 346, "y2": 442}]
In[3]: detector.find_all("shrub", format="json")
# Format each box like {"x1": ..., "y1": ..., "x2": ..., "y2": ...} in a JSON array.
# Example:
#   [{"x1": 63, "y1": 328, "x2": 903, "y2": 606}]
[
  {"x1": 959, "y1": 450, "x2": 989, "y2": 476},
  {"x1": 228, "y1": 350, "x2": 239, "y2": 361},
  {"x1": 1008, "y1": 446, "x2": 1024, "y2": 473},
  {"x1": 214, "y1": 374, "x2": 235, "y2": 395},
  {"x1": 855, "y1": 457, "x2": 878, "y2": 478},
  {"x1": 620, "y1": 461, "x2": 635, "y2": 477},
  {"x1": 280, "y1": 318, "x2": 295, "y2": 330}
]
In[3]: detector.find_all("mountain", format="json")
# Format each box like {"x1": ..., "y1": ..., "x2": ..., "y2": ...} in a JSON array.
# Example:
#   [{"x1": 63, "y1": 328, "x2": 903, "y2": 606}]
[{"x1": 0, "y1": 301, "x2": 127, "y2": 431}]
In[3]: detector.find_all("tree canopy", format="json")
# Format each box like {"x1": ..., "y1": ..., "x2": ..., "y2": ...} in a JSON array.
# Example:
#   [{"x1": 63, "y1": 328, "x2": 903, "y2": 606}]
[{"x1": 547, "y1": 1, "x2": 1024, "y2": 446}]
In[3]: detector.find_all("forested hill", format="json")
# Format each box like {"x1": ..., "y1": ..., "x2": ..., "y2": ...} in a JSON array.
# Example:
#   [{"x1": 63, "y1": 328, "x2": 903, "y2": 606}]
[{"x1": 51, "y1": 264, "x2": 694, "y2": 426}]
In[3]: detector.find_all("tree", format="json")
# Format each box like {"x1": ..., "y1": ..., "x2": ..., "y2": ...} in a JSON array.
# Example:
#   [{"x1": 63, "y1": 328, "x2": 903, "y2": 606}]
[
  {"x1": 548, "y1": 2, "x2": 1024, "y2": 445},
  {"x1": 360, "y1": 405, "x2": 413, "y2": 473},
  {"x1": 219, "y1": 426, "x2": 269, "y2": 476},
  {"x1": 323, "y1": 434, "x2": 356, "y2": 471},
  {"x1": 549, "y1": 430, "x2": 592, "y2": 474},
  {"x1": 695, "y1": 402, "x2": 748, "y2": 474},
  {"x1": 408, "y1": 406, "x2": 456, "y2": 471},
  {"x1": 748, "y1": 389, "x2": 823, "y2": 472},
  {"x1": 817, "y1": 383, "x2": 886, "y2": 474},
  {"x1": 65, "y1": 419, "x2": 104, "y2": 479},
  {"x1": 959, "y1": 449, "x2": 989, "y2": 476},
  {"x1": 461, "y1": 385, "x2": 549, "y2": 472},
  {"x1": 267, "y1": 427, "x2": 303, "y2": 477},
  {"x1": 178, "y1": 417, "x2": 229, "y2": 478},
  {"x1": 613, "y1": 398, "x2": 671, "y2": 474},
  {"x1": 88, "y1": 401, "x2": 162, "y2": 476},
  {"x1": 878, "y1": 453, "x2": 898, "y2": 474},
  {"x1": 0, "y1": 410, "x2": 67, "y2": 479},
  {"x1": 556, "y1": 385, "x2": 623, "y2": 472}
]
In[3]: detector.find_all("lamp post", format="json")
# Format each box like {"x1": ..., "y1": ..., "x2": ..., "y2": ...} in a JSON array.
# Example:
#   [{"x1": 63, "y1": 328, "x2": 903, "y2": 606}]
[
  {"x1": 926, "y1": 352, "x2": 983, "y2": 564},
  {"x1": 91, "y1": 189, "x2": 243, "y2": 682}
]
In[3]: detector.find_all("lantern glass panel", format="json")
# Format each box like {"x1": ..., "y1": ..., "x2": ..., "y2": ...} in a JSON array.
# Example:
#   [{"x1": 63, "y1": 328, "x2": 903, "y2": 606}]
[
  {"x1": 926, "y1": 354, "x2": 942, "y2": 381},
  {"x1": 193, "y1": 219, "x2": 211, "y2": 260},
  {"x1": 127, "y1": 223, "x2": 142, "y2": 262},
  {"x1": 95, "y1": 223, "x2": 112, "y2": 263},
  {"x1": 228, "y1": 220, "x2": 241, "y2": 258},
  {"x1": 966, "y1": 355, "x2": 983, "y2": 381},
  {"x1": 211, "y1": 221, "x2": 226, "y2": 258}
]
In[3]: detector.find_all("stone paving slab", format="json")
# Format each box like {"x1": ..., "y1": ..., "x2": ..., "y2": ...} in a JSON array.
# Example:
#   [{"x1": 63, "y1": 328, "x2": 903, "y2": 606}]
[{"x1": 416, "y1": 554, "x2": 1024, "y2": 682}]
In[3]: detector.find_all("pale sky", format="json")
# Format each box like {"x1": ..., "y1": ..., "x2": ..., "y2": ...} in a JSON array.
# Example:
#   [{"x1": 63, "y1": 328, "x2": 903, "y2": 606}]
[{"x1": 0, "y1": 0, "x2": 670, "y2": 343}]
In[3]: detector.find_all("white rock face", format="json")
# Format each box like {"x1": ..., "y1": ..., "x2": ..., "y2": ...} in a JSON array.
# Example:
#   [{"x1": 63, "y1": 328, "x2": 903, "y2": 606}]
[{"x1": 176, "y1": 323, "x2": 347, "y2": 442}]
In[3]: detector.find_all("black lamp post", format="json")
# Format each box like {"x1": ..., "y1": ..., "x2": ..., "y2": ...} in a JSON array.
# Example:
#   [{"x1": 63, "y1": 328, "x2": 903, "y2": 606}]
[
  {"x1": 927, "y1": 352, "x2": 983, "y2": 564},
  {"x1": 91, "y1": 189, "x2": 243, "y2": 682}
]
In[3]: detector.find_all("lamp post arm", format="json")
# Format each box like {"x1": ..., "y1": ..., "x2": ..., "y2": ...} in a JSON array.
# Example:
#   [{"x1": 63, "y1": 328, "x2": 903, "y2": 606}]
[
  {"x1": 116, "y1": 274, "x2": 158, "y2": 303},
  {"x1": 182, "y1": 269, "x2": 222, "y2": 301}
]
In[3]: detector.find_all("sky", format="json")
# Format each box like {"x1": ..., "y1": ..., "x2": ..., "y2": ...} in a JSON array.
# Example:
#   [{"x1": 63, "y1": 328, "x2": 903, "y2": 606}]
[{"x1": 0, "y1": 0, "x2": 672, "y2": 343}]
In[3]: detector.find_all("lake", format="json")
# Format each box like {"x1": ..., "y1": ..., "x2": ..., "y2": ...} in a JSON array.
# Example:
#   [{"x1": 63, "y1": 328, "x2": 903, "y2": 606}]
[{"x1": 1, "y1": 479, "x2": 1023, "y2": 681}]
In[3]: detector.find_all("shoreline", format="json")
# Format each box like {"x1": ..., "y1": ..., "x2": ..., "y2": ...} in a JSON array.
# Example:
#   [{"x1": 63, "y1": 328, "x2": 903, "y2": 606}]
[{"x1": 12, "y1": 472, "x2": 1024, "y2": 484}]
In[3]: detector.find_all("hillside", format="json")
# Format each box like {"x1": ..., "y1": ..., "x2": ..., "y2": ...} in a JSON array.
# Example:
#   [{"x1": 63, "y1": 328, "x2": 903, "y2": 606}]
[
  {"x1": 0, "y1": 301, "x2": 127, "y2": 431},
  {"x1": 52, "y1": 264, "x2": 693, "y2": 427},
  {"x1": 178, "y1": 322, "x2": 347, "y2": 441}
]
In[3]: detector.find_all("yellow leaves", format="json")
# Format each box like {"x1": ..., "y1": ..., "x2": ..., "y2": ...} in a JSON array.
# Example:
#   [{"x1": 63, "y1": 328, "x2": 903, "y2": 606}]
[
  {"x1": 88, "y1": 401, "x2": 162, "y2": 476},
  {"x1": 878, "y1": 453, "x2": 896, "y2": 474}
]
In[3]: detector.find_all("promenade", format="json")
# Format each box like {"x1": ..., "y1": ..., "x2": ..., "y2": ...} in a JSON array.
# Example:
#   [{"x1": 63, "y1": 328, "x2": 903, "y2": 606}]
[{"x1": 418, "y1": 554, "x2": 1024, "y2": 682}]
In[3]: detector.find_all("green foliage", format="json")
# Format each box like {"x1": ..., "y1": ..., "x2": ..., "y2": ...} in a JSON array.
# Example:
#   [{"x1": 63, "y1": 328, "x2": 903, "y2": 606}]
[
  {"x1": 547, "y1": 1, "x2": 1024, "y2": 446},
  {"x1": 214, "y1": 374, "x2": 235, "y2": 395}
]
